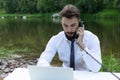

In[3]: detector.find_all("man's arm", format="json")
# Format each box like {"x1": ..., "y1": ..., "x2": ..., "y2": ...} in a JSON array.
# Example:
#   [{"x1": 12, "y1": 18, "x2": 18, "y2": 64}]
[
  {"x1": 78, "y1": 35, "x2": 102, "y2": 72},
  {"x1": 37, "y1": 36, "x2": 57, "y2": 67}
]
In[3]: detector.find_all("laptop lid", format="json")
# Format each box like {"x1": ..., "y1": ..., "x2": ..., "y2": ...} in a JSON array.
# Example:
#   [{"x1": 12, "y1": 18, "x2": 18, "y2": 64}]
[{"x1": 28, "y1": 65, "x2": 73, "y2": 80}]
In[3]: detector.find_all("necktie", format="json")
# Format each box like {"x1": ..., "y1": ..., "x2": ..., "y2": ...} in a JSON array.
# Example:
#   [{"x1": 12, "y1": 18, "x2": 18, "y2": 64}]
[{"x1": 70, "y1": 40, "x2": 75, "y2": 70}]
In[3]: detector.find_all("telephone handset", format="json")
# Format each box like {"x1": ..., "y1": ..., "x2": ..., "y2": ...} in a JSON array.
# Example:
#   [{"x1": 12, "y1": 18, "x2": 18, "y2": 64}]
[
  {"x1": 79, "y1": 21, "x2": 84, "y2": 27},
  {"x1": 75, "y1": 21, "x2": 84, "y2": 39}
]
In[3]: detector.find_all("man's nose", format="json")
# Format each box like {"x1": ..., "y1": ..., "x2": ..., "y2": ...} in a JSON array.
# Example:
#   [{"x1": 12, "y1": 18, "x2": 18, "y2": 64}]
[{"x1": 67, "y1": 26, "x2": 72, "y2": 32}]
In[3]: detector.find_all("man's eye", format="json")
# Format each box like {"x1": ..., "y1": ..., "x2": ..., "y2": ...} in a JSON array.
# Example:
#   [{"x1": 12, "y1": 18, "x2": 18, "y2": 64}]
[
  {"x1": 64, "y1": 24, "x2": 68, "y2": 27},
  {"x1": 71, "y1": 24, "x2": 76, "y2": 27}
]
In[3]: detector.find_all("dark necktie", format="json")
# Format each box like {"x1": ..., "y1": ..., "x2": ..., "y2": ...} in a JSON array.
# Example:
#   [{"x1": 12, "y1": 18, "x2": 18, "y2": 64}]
[{"x1": 70, "y1": 40, "x2": 75, "y2": 70}]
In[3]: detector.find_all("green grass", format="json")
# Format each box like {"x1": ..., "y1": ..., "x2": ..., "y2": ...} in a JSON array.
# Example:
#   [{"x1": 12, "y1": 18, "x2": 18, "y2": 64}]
[
  {"x1": 1, "y1": 47, "x2": 120, "y2": 72},
  {"x1": 0, "y1": 13, "x2": 53, "y2": 19},
  {"x1": 51, "y1": 51, "x2": 120, "y2": 72},
  {"x1": 101, "y1": 51, "x2": 120, "y2": 72},
  {"x1": 0, "y1": 47, "x2": 31, "y2": 59}
]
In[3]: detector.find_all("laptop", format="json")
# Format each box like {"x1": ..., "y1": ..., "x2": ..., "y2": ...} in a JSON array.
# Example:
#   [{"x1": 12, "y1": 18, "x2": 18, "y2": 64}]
[{"x1": 28, "y1": 65, "x2": 73, "y2": 80}]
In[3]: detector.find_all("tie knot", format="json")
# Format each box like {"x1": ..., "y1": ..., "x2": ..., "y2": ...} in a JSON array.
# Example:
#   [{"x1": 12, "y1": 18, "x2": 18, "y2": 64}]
[
  {"x1": 71, "y1": 40, "x2": 75, "y2": 44},
  {"x1": 72, "y1": 39, "x2": 75, "y2": 42}
]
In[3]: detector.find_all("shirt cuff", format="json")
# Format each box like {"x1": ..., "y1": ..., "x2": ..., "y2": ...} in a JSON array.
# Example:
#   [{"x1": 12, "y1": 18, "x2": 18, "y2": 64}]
[{"x1": 37, "y1": 59, "x2": 51, "y2": 67}]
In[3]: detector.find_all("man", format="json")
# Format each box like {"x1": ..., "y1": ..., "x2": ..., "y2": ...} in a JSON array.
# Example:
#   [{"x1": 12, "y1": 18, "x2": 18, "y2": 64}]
[{"x1": 37, "y1": 4, "x2": 102, "y2": 72}]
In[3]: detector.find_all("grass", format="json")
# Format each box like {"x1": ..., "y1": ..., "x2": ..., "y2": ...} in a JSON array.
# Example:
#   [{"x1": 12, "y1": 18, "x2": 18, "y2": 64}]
[
  {"x1": 51, "y1": 51, "x2": 120, "y2": 72},
  {"x1": 1, "y1": 45, "x2": 119, "y2": 72},
  {"x1": 101, "y1": 51, "x2": 120, "y2": 72},
  {"x1": 0, "y1": 13, "x2": 52, "y2": 19},
  {"x1": 0, "y1": 47, "x2": 31, "y2": 59}
]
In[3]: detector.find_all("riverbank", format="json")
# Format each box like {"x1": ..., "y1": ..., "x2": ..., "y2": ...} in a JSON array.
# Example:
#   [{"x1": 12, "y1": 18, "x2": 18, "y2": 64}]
[
  {"x1": 0, "y1": 54, "x2": 37, "y2": 79},
  {"x1": 0, "y1": 9, "x2": 120, "y2": 19},
  {"x1": 0, "y1": 13, "x2": 54, "y2": 19}
]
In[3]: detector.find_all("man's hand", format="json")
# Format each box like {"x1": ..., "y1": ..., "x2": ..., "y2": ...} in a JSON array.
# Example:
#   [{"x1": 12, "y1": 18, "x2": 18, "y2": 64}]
[{"x1": 76, "y1": 26, "x2": 85, "y2": 50}]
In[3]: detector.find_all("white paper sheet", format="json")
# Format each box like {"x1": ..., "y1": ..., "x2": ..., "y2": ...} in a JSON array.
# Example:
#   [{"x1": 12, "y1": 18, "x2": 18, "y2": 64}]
[{"x1": 4, "y1": 68, "x2": 30, "y2": 80}]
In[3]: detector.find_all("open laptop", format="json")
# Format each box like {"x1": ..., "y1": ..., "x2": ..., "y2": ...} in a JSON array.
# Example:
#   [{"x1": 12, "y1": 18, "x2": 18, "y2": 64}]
[{"x1": 28, "y1": 65, "x2": 73, "y2": 80}]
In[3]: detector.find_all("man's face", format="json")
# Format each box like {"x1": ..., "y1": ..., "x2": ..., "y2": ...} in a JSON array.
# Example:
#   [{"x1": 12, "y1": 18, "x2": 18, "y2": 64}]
[{"x1": 61, "y1": 17, "x2": 79, "y2": 38}]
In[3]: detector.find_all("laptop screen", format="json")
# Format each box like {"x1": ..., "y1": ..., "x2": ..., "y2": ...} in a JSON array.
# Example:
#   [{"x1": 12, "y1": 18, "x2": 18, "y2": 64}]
[{"x1": 28, "y1": 65, "x2": 73, "y2": 80}]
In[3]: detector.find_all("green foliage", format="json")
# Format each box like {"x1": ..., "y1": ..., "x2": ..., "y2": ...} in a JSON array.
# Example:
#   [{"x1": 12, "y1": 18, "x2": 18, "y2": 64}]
[
  {"x1": 0, "y1": 47, "x2": 31, "y2": 58},
  {"x1": 0, "y1": 0, "x2": 4, "y2": 9},
  {"x1": 60, "y1": 0, "x2": 78, "y2": 6},
  {"x1": 3, "y1": 0, "x2": 38, "y2": 13},
  {"x1": 36, "y1": 0, "x2": 104, "y2": 13},
  {"x1": 4, "y1": 0, "x2": 19, "y2": 13},
  {"x1": 18, "y1": 0, "x2": 38, "y2": 13},
  {"x1": 37, "y1": 0, "x2": 61, "y2": 13},
  {"x1": 75, "y1": 0, "x2": 103, "y2": 13},
  {"x1": 101, "y1": 51, "x2": 120, "y2": 72},
  {"x1": 104, "y1": 0, "x2": 120, "y2": 9},
  {"x1": 0, "y1": 0, "x2": 120, "y2": 14}
]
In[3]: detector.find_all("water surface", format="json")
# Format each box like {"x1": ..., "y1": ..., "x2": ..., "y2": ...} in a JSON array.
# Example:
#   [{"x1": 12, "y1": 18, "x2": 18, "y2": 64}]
[{"x1": 0, "y1": 17, "x2": 120, "y2": 58}]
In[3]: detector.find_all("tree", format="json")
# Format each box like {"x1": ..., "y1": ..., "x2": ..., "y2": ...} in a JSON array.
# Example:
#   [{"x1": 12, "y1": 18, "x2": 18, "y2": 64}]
[
  {"x1": 0, "y1": 0, "x2": 4, "y2": 9},
  {"x1": 61, "y1": 0, "x2": 78, "y2": 7},
  {"x1": 4, "y1": 0, "x2": 19, "y2": 13},
  {"x1": 75, "y1": 0, "x2": 104, "y2": 13},
  {"x1": 37, "y1": 0, "x2": 46, "y2": 13},
  {"x1": 37, "y1": 0, "x2": 62, "y2": 13},
  {"x1": 18, "y1": 0, "x2": 38, "y2": 13},
  {"x1": 113, "y1": 0, "x2": 120, "y2": 9},
  {"x1": 103, "y1": 0, "x2": 120, "y2": 9}
]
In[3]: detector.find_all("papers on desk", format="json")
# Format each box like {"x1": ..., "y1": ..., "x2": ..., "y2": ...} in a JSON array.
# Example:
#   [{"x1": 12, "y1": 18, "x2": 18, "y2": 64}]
[
  {"x1": 74, "y1": 71, "x2": 120, "y2": 80},
  {"x1": 4, "y1": 68, "x2": 120, "y2": 80},
  {"x1": 4, "y1": 68, "x2": 30, "y2": 80}
]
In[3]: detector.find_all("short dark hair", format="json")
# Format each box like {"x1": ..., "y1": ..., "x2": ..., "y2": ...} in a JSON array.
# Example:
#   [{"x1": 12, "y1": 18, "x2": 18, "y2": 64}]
[{"x1": 60, "y1": 4, "x2": 80, "y2": 19}]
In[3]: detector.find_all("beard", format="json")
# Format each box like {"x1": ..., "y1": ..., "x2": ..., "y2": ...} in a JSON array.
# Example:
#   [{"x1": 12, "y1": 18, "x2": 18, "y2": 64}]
[{"x1": 64, "y1": 32, "x2": 77, "y2": 41}]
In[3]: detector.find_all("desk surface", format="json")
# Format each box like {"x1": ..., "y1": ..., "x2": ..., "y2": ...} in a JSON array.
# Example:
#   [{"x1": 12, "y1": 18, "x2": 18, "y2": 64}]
[{"x1": 4, "y1": 68, "x2": 120, "y2": 80}]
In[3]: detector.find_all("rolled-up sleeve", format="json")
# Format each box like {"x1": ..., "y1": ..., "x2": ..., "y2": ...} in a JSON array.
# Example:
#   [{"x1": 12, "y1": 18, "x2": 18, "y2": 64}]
[
  {"x1": 81, "y1": 35, "x2": 102, "y2": 72},
  {"x1": 37, "y1": 36, "x2": 57, "y2": 67}
]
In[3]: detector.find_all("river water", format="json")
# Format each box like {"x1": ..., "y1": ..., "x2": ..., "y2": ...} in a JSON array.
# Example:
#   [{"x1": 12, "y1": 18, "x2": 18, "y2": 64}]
[{"x1": 0, "y1": 16, "x2": 120, "y2": 58}]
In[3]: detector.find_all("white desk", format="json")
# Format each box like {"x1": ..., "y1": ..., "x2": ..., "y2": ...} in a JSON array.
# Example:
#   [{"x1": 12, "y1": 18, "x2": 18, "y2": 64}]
[{"x1": 4, "y1": 68, "x2": 120, "y2": 80}]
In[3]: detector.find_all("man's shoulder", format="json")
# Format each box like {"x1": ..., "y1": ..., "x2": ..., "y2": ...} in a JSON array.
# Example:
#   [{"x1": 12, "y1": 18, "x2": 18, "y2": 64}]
[
  {"x1": 84, "y1": 30, "x2": 96, "y2": 36},
  {"x1": 84, "y1": 30, "x2": 99, "y2": 40},
  {"x1": 50, "y1": 31, "x2": 65, "y2": 40},
  {"x1": 48, "y1": 31, "x2": 65, "y2": 47},
  {"x1": 54, "y1": 31, "x2": 65, "y2": 37},
  {"x1": 84, "y1": 30, "x2": 100, "y2": 42}
]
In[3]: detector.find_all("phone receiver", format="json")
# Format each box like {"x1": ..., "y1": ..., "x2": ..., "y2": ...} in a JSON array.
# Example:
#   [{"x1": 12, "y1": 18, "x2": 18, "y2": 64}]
[
  {"x1": 75, "y1": 21, "x2": 84, "y2": 39},
  {"x1": 79, "y1": 21, "x2": 84, "y2": 27}
]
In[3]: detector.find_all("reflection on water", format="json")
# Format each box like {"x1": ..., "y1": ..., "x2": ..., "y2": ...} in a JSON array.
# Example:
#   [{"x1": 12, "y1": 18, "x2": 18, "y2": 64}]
[
  {"x1": 0, "y1": 17, "x2": 120, "y2": 58},
  {"x1": 84, "y1": 19, "x2": 120, "y2": 57},
  {"x1": 0, "y1": 18, "x2": 62, "y2": 55}
]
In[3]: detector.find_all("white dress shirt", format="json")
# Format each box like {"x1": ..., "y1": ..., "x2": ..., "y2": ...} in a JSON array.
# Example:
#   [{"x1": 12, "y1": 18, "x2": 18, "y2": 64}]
[{"x1": 37, "y1": 30, "x2": 102, "y2": 72}]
